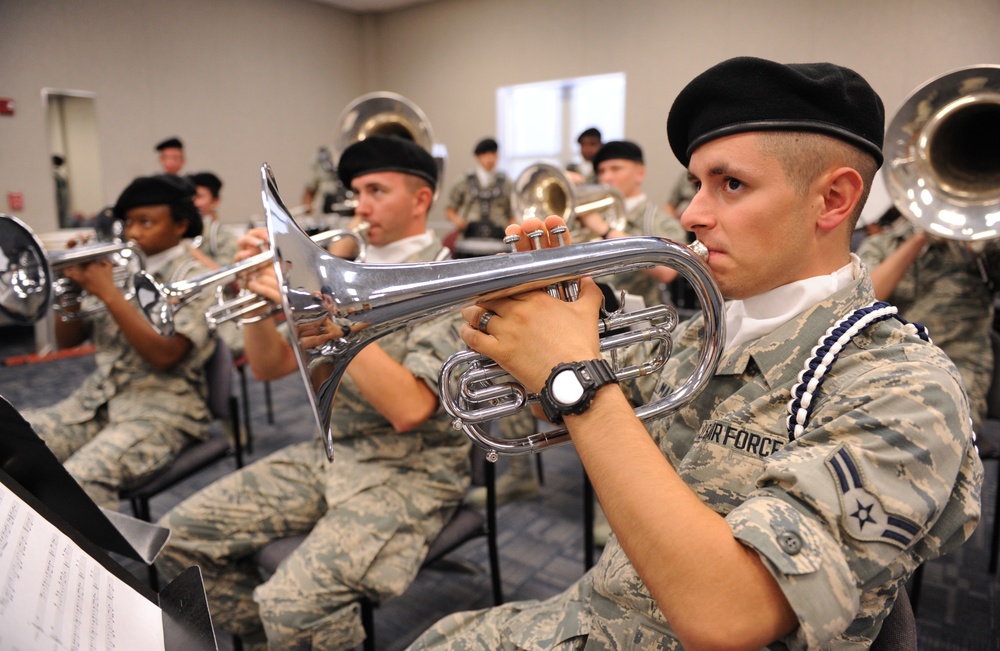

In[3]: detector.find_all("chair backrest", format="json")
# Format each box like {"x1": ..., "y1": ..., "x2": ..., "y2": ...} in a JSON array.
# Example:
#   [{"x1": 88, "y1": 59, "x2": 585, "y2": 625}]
[{"x1": 203, "y1": 339, "x2": 234, "y2": 420}]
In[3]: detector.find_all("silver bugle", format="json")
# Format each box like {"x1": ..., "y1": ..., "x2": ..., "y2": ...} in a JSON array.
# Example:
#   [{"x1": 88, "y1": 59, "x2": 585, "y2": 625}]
[
  {"x1": 134, "y1": 226, "x2": 367, "y2": 336},
  {"x1": 261, "y1": 163, "x2": 725, "y2": 462}
]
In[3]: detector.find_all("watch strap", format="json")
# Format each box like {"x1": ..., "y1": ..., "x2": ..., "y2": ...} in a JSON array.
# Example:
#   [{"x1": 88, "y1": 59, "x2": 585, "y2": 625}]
[{"x1": 539, "y1": 358, "x2": 616, "y2": 424}]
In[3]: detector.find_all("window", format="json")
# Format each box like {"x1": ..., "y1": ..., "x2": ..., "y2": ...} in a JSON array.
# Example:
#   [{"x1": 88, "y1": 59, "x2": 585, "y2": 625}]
[{"x1": 497, "y1": 73, "x2": 626, "y2": 183}]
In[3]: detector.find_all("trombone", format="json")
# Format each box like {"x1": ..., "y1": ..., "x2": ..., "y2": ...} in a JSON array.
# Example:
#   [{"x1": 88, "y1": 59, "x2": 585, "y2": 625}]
[
  {"x1": 134, "y1": 225, "x2": 368, "y2": 336},
  {"x1": 0, "y1": 214, "x2": 145, "y2": 326}
]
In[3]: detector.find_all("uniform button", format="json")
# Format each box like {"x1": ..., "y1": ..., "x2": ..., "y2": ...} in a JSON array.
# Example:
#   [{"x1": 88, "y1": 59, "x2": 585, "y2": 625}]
[{"x1": 777, "y1": 530, "x2": 802, "y2": 555}]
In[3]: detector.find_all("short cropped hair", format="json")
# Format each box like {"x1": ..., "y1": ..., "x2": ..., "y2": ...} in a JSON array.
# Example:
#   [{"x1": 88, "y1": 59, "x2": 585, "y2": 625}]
[{"x1": 757, "y1": 131, "x2": 879, "y2": 228}]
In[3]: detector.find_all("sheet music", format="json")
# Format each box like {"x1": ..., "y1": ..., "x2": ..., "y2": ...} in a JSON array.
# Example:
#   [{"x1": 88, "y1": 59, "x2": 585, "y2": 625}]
[{"x1": 0, "y1": 481, "x2": 166, "y2": 651}]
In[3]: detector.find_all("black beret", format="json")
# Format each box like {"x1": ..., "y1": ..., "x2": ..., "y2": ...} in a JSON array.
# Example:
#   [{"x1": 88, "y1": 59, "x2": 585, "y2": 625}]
[
  {"x1": 188, "y1": 171, "x2": 223, "y2": 197},
  {"x1": 155, "y1": 137, "x2": 184, "y2": 151},
  {"x1": 52, "y1": 154, "x2": 65, "y2": 166},
  {"x1": 338, "y1": 135, "x2": 438, "y2": 188},
  {"x1": 666, "y1": 56, "x2": 885, "y2": 167},
  {"x1": 112, "y1": 174, "x2": 201, "y2": 234},
  {"x1": 474, "y1": 138, "x2": 498, "y2": 155},
  {"x1": 592, "y1": 140, "x2": 644, "y2": 170},
  {"x1": 577, "y1": 127, "x2": 602, "y2": 142}
]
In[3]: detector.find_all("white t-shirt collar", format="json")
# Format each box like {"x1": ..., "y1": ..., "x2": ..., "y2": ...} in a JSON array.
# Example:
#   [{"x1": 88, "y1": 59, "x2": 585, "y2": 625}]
[
  {"x1": 364, "y1": 232, "x2": 433, "y2": 264},
  {"x1": 723, "y1": 254, "x2": 861, "y2": 351},
  {"x1": 143, "y1": 241, "x2": 189, "y2": 276}
]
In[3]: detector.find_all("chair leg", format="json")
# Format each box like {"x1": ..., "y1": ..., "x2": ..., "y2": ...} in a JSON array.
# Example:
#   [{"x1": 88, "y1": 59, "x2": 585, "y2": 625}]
[
  {"x1": 361, "y1": 598, "x2": 375, "y2": 651},
  {"x1": 230, "y1": 395, "x2": 244, "y2": 468},
  {"x1": 264, "y1": 380, "x2": 275, "y2": 425},
  {"x1": 485, "y1": 459, "x2": 504, "y2": 605},
  {"x1": 236, "y1": 362, "x2": 255, "y2": 455},
  {"x1": 131, "y1": 495, "x2": 151, "y2": 522}
]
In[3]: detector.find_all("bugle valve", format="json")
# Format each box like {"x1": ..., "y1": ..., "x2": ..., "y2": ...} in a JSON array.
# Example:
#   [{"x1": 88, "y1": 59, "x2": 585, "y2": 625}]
[
  {"x1": 134, "y1": 225, "x2": 368, "y2": 336},
  {"x1": 259, "y1": 163, "x2": 725, "y2": 462}
]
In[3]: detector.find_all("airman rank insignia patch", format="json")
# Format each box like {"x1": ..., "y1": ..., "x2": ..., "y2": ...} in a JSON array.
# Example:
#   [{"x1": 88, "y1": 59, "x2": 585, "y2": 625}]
[{"x1": 827, "y1": 447, "x2": 921, "y2": 548}]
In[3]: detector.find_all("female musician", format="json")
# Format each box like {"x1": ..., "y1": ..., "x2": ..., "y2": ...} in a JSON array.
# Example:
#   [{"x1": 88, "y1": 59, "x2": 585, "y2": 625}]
[{"x1": 21, "y1": 174, "x2": 217, "y2": 509}]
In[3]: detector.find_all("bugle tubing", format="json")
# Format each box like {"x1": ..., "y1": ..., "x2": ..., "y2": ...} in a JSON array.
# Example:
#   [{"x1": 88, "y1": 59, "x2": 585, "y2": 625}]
[{"x1": 260, "y1": 163, "x2": 725, "y2": 462}]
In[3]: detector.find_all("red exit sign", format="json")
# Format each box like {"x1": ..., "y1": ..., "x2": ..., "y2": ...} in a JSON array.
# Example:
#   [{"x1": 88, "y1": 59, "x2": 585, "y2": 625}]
[{"x1": 0, "y1": 99, "x2": 14, "y2": 116}]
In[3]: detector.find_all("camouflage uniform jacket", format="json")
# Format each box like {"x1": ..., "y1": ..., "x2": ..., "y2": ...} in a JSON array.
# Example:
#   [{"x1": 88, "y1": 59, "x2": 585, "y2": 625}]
[
  {"x1": 447, "y1": 170, "x2": 514, "y2": 231},
  {"x1": 501, "y1": 267, "x2": 983, "y2": 650},
  {"x1": 319, "y1": 233, "x2": 469, "y2": 496},
  {"x1": 194, "y1": 219, "x2": 240, "y2": 267},
  {"x1": 56, "y1": 251, "x2": 217, "y2": 438},
  {"x1": 598, "y1": 197, "x2": 687, "y2": 307},
  {"x1": 857, "y1": 218, "x2": 1000, "y2": 425}
]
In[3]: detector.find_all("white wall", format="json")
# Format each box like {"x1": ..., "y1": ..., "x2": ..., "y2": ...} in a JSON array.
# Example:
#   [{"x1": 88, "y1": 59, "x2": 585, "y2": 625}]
[
  {"x1": 2, "y1": 0, "x2": 999, "y2": 234},
  {"x1": 372, "y1": 0, "x2": 1000, "y2": 219},
  {"x1": 1, "y1": 0, "x2": 364, "y2": 232}
]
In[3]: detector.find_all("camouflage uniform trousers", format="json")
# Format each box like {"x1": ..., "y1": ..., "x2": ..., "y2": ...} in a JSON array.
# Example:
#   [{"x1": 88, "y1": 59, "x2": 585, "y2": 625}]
[
  {"x1": 157, "y1": 440, "x2": 446, "y2": 650},
  {"x1": 408, "y1": 582, "x2": 593, "y2": 651},
  {"x1": 22, "y1": 402, "x2": 196, "y2": 509}
]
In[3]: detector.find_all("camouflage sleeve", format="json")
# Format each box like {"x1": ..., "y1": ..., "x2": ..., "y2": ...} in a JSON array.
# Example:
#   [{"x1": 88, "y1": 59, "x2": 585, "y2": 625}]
[
  {"x1": 727, "y1": 345, "x2": 981, "y2": 648},
  {"x1": 650, "y1": 208, "x2": 686, "y2": 243},
  {"x1": 170, "y1": 265, "x2": 217, "y2": 354},
  {"x1": 213, "y1": 226, "x2": 241, "y2": 266},
  {"x1": 399, "y1": 312, "x2": 464, "y2": 401},
  {"x1": 447, "y1": 179, "x2": 467, "y2": 212},
  {"x1": 855, "y1": 231, "x2": 893, "y2": 270}
]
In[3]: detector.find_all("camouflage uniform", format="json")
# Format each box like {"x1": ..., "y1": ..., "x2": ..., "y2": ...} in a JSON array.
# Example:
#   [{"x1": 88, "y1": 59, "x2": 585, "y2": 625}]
[
  {"x1": 857, "y1": 218, "x2": 1000, "y2": 429},
  {"x1": 157, "y1": 236, "x2": 471, "y2": 650},
  {"x1": 408, "y1": 265, "x2": 983, "y2": 650},
  {"x1": 665, "y1": 171, "x2": 696, "y2": 217},
  {"x1": 194, "y1": 218, "x2": 240, "y2": 267},
  {"x1": 447, "y1": 170, "x2": 514, "y2": 234},
  {"x1": 22, "y1": 252, "x2": 216, "y2": 509},
  {"x1": 191, "y1": 219, "x2": 245, "y2": 356},
  {"x1": 597, "y1": 198, "x2": 687, "y2": 308}
]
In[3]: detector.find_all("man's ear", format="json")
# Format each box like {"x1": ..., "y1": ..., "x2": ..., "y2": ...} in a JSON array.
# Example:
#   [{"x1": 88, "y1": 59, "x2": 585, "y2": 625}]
[
  {"x1": 414, "y1": 184, "x2": 434, "y2": 214},
  {"x1": 817, "y1": 167, "x2": 864, "y2": 232}
]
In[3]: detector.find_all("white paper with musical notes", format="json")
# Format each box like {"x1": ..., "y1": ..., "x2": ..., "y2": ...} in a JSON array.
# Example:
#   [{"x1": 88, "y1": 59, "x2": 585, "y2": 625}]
[{"x1": 0, "y1": 481, "x2": 166, "y2": 650}]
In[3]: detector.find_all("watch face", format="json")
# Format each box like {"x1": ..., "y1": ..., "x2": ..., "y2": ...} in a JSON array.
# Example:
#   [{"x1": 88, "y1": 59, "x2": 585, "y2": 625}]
[{"x1": 551, "y1": 369, "x2": 585, "y2": 405}]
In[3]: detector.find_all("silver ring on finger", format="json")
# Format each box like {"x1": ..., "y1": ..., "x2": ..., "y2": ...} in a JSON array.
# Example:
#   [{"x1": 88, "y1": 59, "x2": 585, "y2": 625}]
[{"x1": 477, "y1": 310, "x2": 496, "y2": 334}]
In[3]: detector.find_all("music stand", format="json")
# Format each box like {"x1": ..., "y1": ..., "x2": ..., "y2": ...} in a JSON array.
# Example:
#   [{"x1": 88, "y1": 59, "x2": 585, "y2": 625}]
[{"x1": 0, "y1": 395, "x2": 217, "y2": 650}]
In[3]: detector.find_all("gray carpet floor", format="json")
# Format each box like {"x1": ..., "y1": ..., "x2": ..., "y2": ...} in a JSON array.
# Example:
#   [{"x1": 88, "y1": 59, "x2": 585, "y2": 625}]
[{"x1": 1, "y1": 324, "x2": 996, "y2": 650}]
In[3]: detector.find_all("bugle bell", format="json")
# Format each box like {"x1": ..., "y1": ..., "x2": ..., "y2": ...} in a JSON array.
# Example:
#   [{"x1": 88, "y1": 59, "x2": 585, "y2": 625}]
[
  {"x1": 260, "y1": 163, "x2": 725, "y2": 462},
  {"x1": 884, "y1": 64, "x2": 1000, "y2": 241},
  {"x1": 335, "y1": 91, "x2": 444, "y2": 198},
  {"x1": 0, "y1": 214, "x2": 145, "y2": 326},
  {"x1": 513, "y1": 162, "x2": 626, "y2": 234}
]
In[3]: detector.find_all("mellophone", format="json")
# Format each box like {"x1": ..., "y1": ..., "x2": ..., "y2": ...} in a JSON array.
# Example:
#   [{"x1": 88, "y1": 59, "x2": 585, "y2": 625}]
[
  {"x1": 0, "y1": 215, "x2": 145, "y2": 327},
  {"x1": 132, "y1": 223, "x2": 369, "y2": 337},
  {"x1": 257, "y1": 163, "x2": 726, "y2": 462}
]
